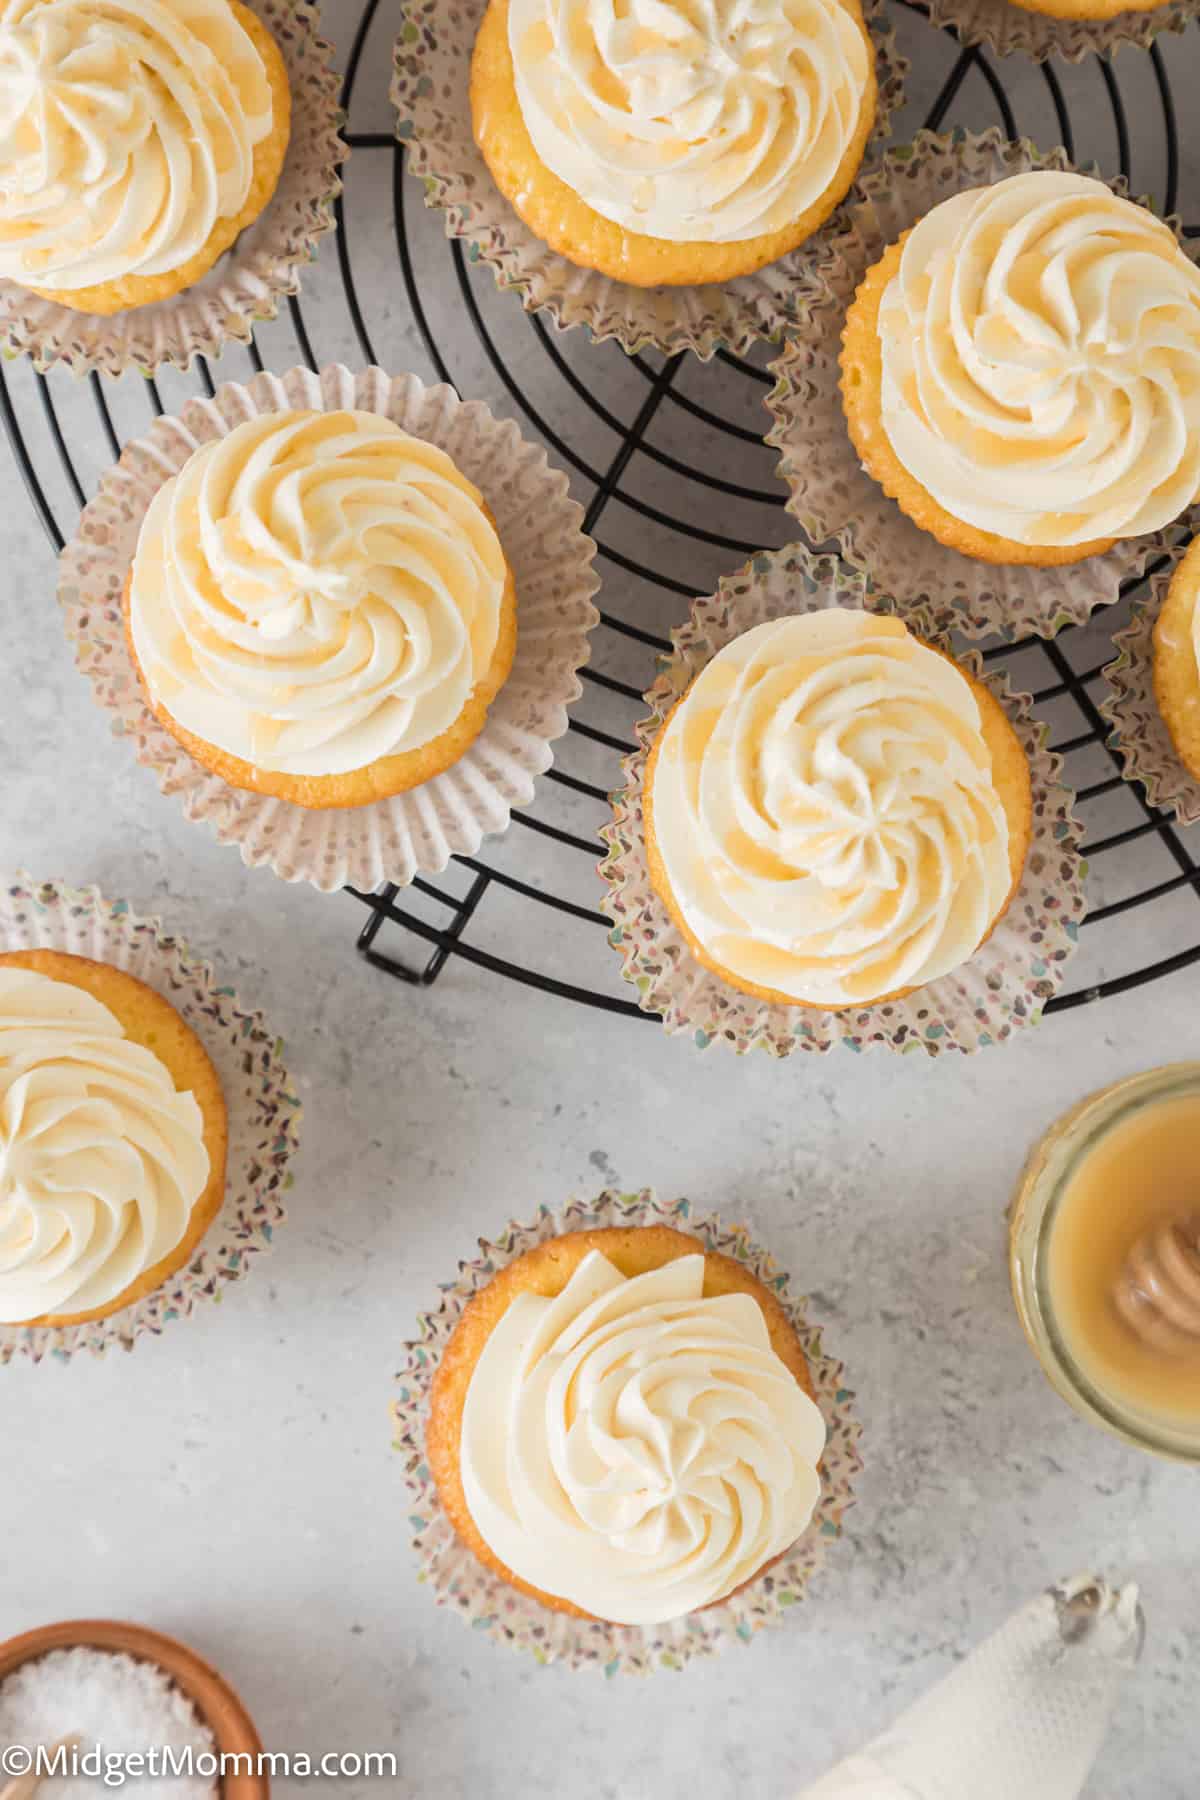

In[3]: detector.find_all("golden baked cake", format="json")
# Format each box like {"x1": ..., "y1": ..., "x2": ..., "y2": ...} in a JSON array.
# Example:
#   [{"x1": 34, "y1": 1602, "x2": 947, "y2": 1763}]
[
  {"x1": 124, "y1": 409, "x2": 518, "y2": 810},
  {"x1": 1153, "y1": 536, "x2": 1200, "y2": 784},
  {"x1": 0, "y1": 0, "x2": 290, "y2": 315},
  {"x1": 1012, "y1": 0, "x2": 1168, "y2": 17},
  {"x1": 643, "y1": 610, "x2": 1031, "y2": 1009},
  {"x1": 0, "y1": 951, "x2": 227, "y2": 1329},
  {"x1": 428, "y1": 1224, "x2": 825, "y2": 1624},
  {"x1": 471, "y1": 0, "x2": 876, "y2": 287},
  {"x1": 841, "y1": 172, "x2": 1200, "y2": 565}
]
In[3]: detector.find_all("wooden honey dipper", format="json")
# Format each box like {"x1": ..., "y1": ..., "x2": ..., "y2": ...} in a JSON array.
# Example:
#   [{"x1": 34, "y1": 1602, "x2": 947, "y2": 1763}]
[
  {"x1": 1113, "y1": 1210, "x2": 1200, "y2": 1354},
  {"x1": 0, "y1": 1737, "x2": 81, "y2": 1800}
]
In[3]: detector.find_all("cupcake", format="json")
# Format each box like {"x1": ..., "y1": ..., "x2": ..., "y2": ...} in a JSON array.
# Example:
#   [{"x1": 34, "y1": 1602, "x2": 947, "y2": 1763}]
[
  {"x1": 0, "y1": 951, "x2": 226, "y2": 1329},
  {"x1": 643, "y1": 608, "x2": 1031, "y2": 1009},
  {"x1": 1152, "y1": 536, "x2": 1200, "y2": 784},
  {"x1": 427, "y1": 1223, "x2": 827, "y2": 1624},
  {"x1": 0, "y1": 0, "x2": 291, "y2": 316},
  {"x1": 840, "y1": 172, "x2": 1200, "y2": 567},
  {"x1": 470, "y1": 0, "x2": 877, "y2": 288},
  {"x1": 124, "y1": 408, "x2": 518, "y2": 810}
]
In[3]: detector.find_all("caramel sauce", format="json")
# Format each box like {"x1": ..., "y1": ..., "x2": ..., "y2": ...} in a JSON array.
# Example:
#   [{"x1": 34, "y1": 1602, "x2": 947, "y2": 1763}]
[{"x1": 1045, "y1": 1093, "x2": 1200, "y2": 1429}]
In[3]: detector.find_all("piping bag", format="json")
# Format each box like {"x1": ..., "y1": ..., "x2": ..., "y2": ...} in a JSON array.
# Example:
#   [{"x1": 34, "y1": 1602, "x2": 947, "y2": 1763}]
[{"x1": 799, "y1": 1574, "x2": 1144, "y2": 1799}]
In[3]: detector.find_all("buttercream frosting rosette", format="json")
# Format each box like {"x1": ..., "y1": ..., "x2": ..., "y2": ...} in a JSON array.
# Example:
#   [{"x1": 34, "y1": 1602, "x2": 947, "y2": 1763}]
[
  {"x1": 391, "y1": 0, "x2": 905, "y2": 358},
  {"x1": 1100, "y1": 543, "x2": 1200, "y2": 823},
  {"x1": 0, "y1": 875, "x2": 299, "y2": 1364},
  {"x1": 765, "y1": 131, "x2": 1200, "y2": 641},
  {"x1": 0, "y1": 0, "x2": 345, "y2": 376},
  {"x1": 57, "y1": 365, "x2": 599, "y2": 890},
  {"x1": 924, "y1": 0, "x2": 1198, "y2": 67},
  {"x1": 393, "y1": 1187, "x2": 861, "y2": 1671},
  {"x1": 599, "y1": 544, "x2": 1085, "y2": 1056}
]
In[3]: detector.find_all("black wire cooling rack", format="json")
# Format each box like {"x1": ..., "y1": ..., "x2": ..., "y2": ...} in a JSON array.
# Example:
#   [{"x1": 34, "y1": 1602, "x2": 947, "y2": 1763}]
[{"x1": 5, "y1": 0, "x2": 1200, "y2": 1023}]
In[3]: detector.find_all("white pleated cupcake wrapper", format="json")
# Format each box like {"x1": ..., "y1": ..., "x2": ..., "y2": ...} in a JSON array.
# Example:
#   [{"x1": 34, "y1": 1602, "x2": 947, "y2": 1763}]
[
  {"x1": 597, "y1": 544, "x2": 1087, "y2": 1057},
  {"x1": 925, "y1": 0, "x2": 1199, "y2": 65},
  {"x1": 0, "y1": 874, "x2": 301, "y2": 1365},
  {"x1": 764, "y1": 130, "x2": 1200, "y2": 643},
  {"x1": 1099, "y1": 543, "x2": 1200, "y2": 824},
  {"x1": 393, "y1": 1187, "x2": 862, "y2": 1673},
  {"x1": 0, "y1": 0, "x2": 346, "y2": 377},
  {"x1": 390, "y1": 0, "x2": 907, "y2": 360},
  {"x1": 57, "y1": 364, "x2": 600, "y2": 892}
]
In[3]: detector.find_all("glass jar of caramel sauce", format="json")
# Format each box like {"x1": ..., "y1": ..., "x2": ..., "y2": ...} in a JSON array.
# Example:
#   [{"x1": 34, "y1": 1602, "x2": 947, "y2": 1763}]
[{"x1": 1009, "y1": 1063, "x2": 1200, "y2": 1461}]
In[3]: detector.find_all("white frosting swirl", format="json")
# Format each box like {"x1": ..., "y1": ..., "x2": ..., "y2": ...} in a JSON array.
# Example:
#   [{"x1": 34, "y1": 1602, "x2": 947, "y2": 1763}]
[
  {"x1": 0, "y1": 968, "x2": 210, "y2": 1323},
  {"x1": 507, "y1": 0, "x2": 870, "y2": 244},
  {"x1": 877, "y1": 172, "x2": 1200, "y2": 546},
  {"x1": 128, "y1": 410, "x2": 509, "y2": 778},
  {"x1": 0, "y1": 0, "x2": 275, "y2": 291},
  {"x1": 649, "y1": 610, "x2": 1013, "y2": 1006},
  {"x1": 461, "y1": 1248, "x2": 825, "y2": 1624}
]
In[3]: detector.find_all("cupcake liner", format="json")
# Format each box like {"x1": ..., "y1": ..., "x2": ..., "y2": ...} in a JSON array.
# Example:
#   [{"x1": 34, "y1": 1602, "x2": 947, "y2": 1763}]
[
  {"x1": 924, "y1": 0, "x2": 1199, "y2": 65},
  {"x1": 597, "y1": 543, "x2": 1086, "y2": 1057},
  {"x1": 764, "y1": 130, "x2": 1200, "y2": 642},
  {"x1": 1099, "y1": 544, "x2": 1200, "y2": 823},
  {"x1": 0, "y1": 0, "x2": 346, "y2": 377},
  {"x1": 392, "y1": 1186, "x2": 861, "y2": 1673},
  {"x1": 57, "y1": 364, "x2": 600, "y2": 892},
  {"x1": 0, "y1": 874, "x2": 301, "y2": 1364},
  {"x1": 390, "y1": 0, "x2": 906, "y2": 360}
]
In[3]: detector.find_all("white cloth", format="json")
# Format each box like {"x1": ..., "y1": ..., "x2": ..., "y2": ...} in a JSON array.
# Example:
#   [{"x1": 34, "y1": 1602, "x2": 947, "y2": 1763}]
[{"x1": 799, "y1": 1575, "x2": 1143, "y2": 1800}]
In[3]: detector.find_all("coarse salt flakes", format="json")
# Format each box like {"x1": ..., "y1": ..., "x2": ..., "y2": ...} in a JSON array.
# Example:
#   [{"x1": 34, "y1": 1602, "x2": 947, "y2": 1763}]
[{"x1": 0, "y1": 1648, "x2": 217, "y2": 1799}]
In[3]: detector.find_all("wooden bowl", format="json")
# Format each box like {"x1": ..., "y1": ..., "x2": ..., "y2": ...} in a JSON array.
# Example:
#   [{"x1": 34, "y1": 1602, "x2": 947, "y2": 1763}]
[{"x1": 0, "y1": 1620, "x2": 267, "y2": 1797}]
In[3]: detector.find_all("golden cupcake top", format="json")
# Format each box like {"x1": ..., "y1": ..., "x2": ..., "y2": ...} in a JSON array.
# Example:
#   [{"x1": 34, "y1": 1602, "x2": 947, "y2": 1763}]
[
  {"x1": 0, "y1": 0, "x2": 277, "y2": 293},
  {"x1": 127, "y1": 409, "x2": 510, "y2": 779},
  {"x1": 459, "y1": 1247, "x2": 825, "y2": 1624},
  {"x1": 506, "y1": 0, "x2": 871, "y2": 244},
  {"x1": 1150, "y1": 536, "x2": 1200, "y2": 787},
  {"x1": 0, "y1": 966, "x2": 210, "y2": 1324},
  {"x1": 876, "y1": 172, "x2": 1200, "y2": 548},
  {"x1": 648, "y1": 610, "x2": 1014, "y2": 1006}
]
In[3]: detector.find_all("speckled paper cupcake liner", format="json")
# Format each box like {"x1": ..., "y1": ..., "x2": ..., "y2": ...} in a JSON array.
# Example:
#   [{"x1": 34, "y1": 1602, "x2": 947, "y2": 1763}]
[
  {"x1": 0, "y1": 874, "x2": 301, "y2": 1364},
  {"x1": 925, "y1": 0, "x2": 1198, "y2": 65},
  {"x1": 0, "y1": 0, "x2": 345, "y2": 377},
  {"x1": 597, "y1": 544, "x2": 1086, "y2": 1057},
  {"x1": 57, "y1": 364, "x2": 600, "y2": 892},
  {"x1": 1100, "y1": 544, "x2": 1200, "y2": 823},
  {"x1": 764, "y1": 130, "x2": 1200, "y2": 643},
  {"x1": 390, "y1": 0, "x2": 906, "y2": 359},
  {"x1": 392, "y1": 1186, "x2": 861, "y2": 1673}
]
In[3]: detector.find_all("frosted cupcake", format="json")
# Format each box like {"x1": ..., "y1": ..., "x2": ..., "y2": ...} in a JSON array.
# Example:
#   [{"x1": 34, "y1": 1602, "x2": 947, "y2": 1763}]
[
  {"x1": 0, "y1": 952, "x2": 226, "y2": 1329},
  {"x1": 841, "y1": 172, "x2": 1200, "y2": 567},
  {"x1": 427, "y1": 1223, "x2": 826, "y2": 1624},
  {"x1": 0, "y1": 0, "x2": 291, "y2": 315},
  {"x1": 643, "y1": 609, "x2": 1031, "y2": 1008},
  {"x1": 470, "y1": 0, "x2": 877, "y2": 288},
  {"x1": 124, "y1": 408, "x2": 518, "y2": 810},
  {"x1": 1151, "y1": 536, "x2": 1200, "y2": 784}
]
